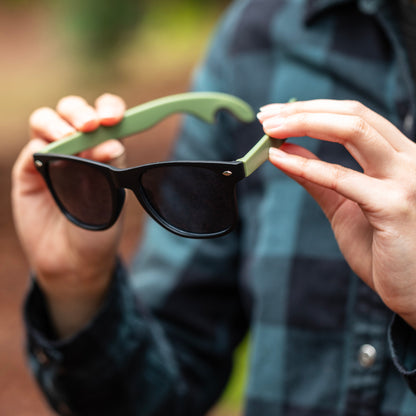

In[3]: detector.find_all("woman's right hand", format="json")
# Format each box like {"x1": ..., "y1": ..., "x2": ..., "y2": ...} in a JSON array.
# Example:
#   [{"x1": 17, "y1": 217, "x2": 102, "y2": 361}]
[{"x1": 12, "y1": 93, "x2": 126, "y2": 338}]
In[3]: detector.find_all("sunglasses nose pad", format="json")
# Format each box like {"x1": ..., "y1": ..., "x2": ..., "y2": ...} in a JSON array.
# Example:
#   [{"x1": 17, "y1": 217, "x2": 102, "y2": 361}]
[
  {"x1": 127, "y1": 179, "x2": 169, "y2": 226},
  {"x1": 95, "y1": 187, "x2": 125, "y2": 230},
  {"x1": 129, "y1": 187, "x2": 148, "y2": 214},
  {"x1": 78, "y1": 187, "x2": 125, "y2": 230},
  {"x1": 113, "y1": 188, "x2": 126, "y2": 218}
]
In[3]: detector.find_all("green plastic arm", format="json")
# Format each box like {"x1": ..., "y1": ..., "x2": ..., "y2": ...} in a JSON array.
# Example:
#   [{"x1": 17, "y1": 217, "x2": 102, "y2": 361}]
[
  {"x1": 39, "y1": 92, "x2": 255, "y2": 155},
  {"x1": 238, "y1": 97, "x2": 296, "y2": 177},
  {"x1": 237, "y1": 134, "x2": 285, "y2": 177}
]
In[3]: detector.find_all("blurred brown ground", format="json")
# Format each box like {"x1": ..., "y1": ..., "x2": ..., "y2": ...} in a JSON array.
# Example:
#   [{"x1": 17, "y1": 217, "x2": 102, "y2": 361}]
[{"x1": 0, "y1": 4, "x2": 239, "y2": 415}]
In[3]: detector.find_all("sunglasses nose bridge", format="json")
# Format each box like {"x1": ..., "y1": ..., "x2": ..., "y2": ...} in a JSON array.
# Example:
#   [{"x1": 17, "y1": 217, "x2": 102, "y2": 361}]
[{"x1": 114, "y1": 166, "x2": 143, "y2": 196}]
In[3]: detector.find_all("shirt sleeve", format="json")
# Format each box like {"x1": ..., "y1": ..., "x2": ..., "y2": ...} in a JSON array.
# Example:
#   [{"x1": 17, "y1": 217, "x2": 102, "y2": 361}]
[
  {"x1": 23, "y1": 147, "x2": 248, "y2": 416},
  {"x1": 25, "y1": 261, "x2": 179, "y2": 416},
  {"x1": 388, "y1": 314, "x2": 416, "y2": 393},
  {"x1": 23, "y1": 4, "x2": 251, "y2": 415},
  {"x1": 25, "y1": 234, "x2": 247, "y2": 416}
]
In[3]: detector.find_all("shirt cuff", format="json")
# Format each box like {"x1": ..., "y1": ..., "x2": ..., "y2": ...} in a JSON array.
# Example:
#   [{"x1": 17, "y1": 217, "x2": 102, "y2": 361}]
[
  {"x1": 23, "y1": 259, "x2": 145, "y2": 369},
  {"x1": 388, "y1": 314, "x2": 416, "y2": 393}
]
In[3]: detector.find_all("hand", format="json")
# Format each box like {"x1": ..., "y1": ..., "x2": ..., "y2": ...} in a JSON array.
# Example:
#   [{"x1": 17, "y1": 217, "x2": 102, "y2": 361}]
[
  {"x1": 258, "y1": 99, "x2": 416, "y2": 329},
  {"x1": 12, "y1": 94, "x2": 126, "y2": 338}
]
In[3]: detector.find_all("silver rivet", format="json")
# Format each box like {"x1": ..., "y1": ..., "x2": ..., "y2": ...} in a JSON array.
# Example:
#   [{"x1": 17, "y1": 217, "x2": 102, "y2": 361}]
[
  {"x1": 222, "y1": 170, "x2": 232, "y2": 176},
  {"x1": 358, "y1": 344, "x2": 377, "y2": 368},
  {"x1": 35, "y1": 160, "x2": 43, "y2": 167}
]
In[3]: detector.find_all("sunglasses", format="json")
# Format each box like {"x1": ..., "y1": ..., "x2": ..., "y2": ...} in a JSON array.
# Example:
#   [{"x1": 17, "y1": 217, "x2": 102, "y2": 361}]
[{"x1": 33, "y1": 92, "x2": 285, "y2": 238}]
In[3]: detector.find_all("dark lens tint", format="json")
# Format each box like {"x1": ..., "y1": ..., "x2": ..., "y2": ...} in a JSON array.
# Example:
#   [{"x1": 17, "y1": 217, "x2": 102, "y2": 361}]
[
  {"x1": 140, "y1": 165, "x2": 237, "y2": 235},
  {"x1": 48, "y1": 159, "x2": 115, "y2": 227}
]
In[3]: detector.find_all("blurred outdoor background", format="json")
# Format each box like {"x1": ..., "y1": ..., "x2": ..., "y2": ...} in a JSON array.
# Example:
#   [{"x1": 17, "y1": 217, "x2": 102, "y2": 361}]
[{"x1": 0, "y1": 0, "x2": 248, "y2": 414}]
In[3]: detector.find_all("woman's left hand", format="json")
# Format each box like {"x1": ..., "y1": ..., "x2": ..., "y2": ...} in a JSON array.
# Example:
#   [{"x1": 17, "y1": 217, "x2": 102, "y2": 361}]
[{"x1": 258, "y1": 99, "x2": 416, "y2": 329}]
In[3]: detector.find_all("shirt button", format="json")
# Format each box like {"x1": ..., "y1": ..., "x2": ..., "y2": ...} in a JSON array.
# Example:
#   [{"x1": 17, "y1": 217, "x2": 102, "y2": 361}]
[
  {"x1": 35, "y1": 348, "x2": 49, "y2": 365},
  {"x1": 57, "y1": 402, "x2": 72, "y2": 415},
  {"x1": 358, "y1": 344, "x2": 377, "y2": 368}
]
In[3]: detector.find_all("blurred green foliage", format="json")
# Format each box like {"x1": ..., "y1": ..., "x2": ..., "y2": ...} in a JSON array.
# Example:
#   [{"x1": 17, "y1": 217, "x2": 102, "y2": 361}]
[
  {"x1": 55, "y1": 0, "x2": 143, "y2": 60},
  {"x1": 218, "y1": 335, "x2": 249, "y2": 413},
  {"x1": 2, "y1": 0, "x2": 230, "y2": 60},
  {"x1": 0, "y1": 0, "x2": 229, "y2": 61},
  {"x1": 0, "y1": 0, "x2": 32, "y2": 6}
]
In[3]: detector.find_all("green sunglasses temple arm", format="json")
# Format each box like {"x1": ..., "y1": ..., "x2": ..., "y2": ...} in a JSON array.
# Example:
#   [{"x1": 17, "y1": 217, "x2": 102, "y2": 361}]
[
  {"x1": 237, "y1": 98, "x2": 296, "y2": 176},
  {"x1": 38, "y1": 92, "x2": 255, "y2": 155},
  {"x1": 237, "y1": 134, "x2": 285, "y2": 177}
]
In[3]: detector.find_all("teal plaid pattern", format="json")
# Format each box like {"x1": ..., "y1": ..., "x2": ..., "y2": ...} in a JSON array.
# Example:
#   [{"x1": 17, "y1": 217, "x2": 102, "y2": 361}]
[{"x1": 25, "y1": 0, "x2": 416, "y2": 414}]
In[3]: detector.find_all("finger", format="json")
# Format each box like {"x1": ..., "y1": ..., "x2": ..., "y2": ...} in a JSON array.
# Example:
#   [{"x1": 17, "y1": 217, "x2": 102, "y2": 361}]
[
  {"x1": 80, "y1": 139, "x2": 126, "y2": 167},
  {"x1": 259, "y1": 99, "x2": 411, "y2": 152},
  {"x1": 12, "y1": 139, "x2": 48, "y2": 194},
  {"x1": 30, "y1": 107, "x2": 76, "y2": 142},
  {"x1": 95, "y1": 93, "x2": 126, "y2": 126},
  {"x1": 56, "y1": 95, "x2": 100, "y2": 132},
  {"x1": 269, "y1": 142, "x2": 376, "y2": 284},
  {"x1": 269, "y1": 143, "x2": 384, "y2": 211},
  {"x1": 14, "y1": 138, "x2": 47, "y2": 175},
  {"x1": 263, "y1": 112, "x2": 395, "y2": 177}
]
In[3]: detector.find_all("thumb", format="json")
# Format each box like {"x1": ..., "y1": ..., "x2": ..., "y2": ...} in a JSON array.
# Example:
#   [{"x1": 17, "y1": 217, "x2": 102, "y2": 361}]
[{"x1": 13, "y1": 138, "x2": 48, "y2": 181}]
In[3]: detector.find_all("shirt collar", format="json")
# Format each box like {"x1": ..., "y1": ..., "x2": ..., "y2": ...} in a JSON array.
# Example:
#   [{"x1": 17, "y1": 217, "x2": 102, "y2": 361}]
[{"x1": 304, "y1": 0, "x2": 385, "y2": 24}]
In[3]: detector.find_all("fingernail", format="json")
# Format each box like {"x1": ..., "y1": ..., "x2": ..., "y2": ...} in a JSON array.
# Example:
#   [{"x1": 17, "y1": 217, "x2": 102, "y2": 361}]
[
  {"x1": 56, "y1": 124, "x2": 76, "y2": 138},
  {"x1": 269, "y1": 147, "x2": 287, "y2": 158},
  {"x1": 98, "y1": 111, "x2": 123, "y2": 126},
  {"x1": 257, "y1": 110, "x2": 277, "y2": 122},
  {"x1": 75, "y1": 116, "x2": 100, "y2": 132},
  {"x1": 257, "y1": 109, "x2": 282, "y2": 119},
  {"x1": 106, "y1": 140, "x2": 125, "y2": 159},
  {"x1": 97, "y1": 104, "x2": 115, "y2": 117}
]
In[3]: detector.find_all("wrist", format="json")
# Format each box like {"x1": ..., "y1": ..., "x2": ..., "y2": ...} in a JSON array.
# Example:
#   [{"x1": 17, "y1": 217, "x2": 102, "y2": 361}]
[{"x1": 35, "y1": 257, "x2": 117, "y2": 339}]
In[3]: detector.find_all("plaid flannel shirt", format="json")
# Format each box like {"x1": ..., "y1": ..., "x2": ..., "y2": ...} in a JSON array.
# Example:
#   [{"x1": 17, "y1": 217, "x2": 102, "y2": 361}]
[{"x1": 25, "y1": 0, "x2": 416, "y2": 414}]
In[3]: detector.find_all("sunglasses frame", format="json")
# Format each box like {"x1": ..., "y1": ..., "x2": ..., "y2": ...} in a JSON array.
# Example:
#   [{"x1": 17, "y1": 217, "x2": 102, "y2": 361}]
[
  {"x1": 34, "y1": 154, "x2": 245, "y2": 238},
  {"x1": 33, "y1": 92, "x2": 285, "y2": 238}
]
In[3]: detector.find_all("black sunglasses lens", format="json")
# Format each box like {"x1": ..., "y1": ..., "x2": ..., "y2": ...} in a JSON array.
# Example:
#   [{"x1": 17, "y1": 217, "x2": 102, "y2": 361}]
[
  {"x1": 140, "y1": 165, "x2": 237, "y2": 235},
  {"x1": 48, "y1": 159, "x2": 115, "y2": 228}
]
